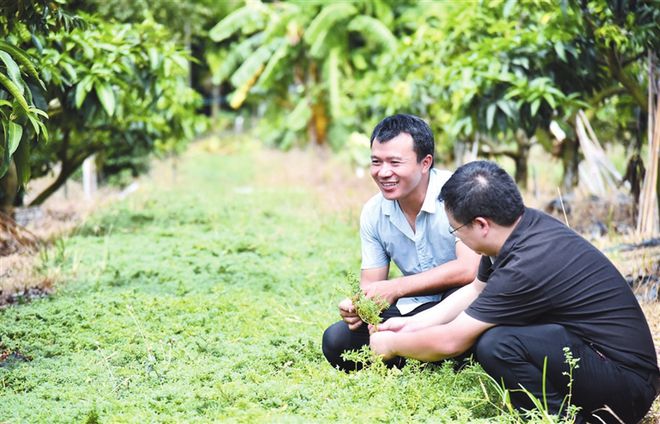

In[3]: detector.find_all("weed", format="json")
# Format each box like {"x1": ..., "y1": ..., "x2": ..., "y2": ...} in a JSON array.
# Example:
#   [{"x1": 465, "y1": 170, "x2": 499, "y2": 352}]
[
  {"x1": 340, "y1": 345, "x2": 387, "y2": 372},
  {"x1": 473, "y1": 347, "x2": 582, "y2": 423},
  {"x1": 84, "y1": 406, "x2": 100, "y2": 424},
  {"x1": 347, "y1": 273, "x2": 389, "y2": 329}
]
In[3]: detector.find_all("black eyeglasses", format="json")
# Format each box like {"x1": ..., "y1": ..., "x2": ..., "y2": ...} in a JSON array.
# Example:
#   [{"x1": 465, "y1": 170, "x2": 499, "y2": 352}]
[{"x1": 448, "y1": 219, "x2": 472, "y2": 235}]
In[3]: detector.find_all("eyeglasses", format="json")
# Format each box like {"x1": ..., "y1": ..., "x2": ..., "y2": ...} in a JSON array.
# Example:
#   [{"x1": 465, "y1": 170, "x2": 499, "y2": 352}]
[{"x1": 448, "y1": 219, "x2": 472, "y2": 235}]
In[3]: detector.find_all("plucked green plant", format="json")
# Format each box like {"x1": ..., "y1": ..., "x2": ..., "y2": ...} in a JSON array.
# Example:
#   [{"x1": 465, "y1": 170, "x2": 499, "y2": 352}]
[{"x1": 347, "y1": 272, "x2": 389, "y2": 329}]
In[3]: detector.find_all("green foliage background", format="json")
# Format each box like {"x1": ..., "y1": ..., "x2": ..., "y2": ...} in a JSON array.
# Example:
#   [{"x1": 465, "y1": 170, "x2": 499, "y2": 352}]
[
  {"x1": 2, "y1": 0, "x2": 659, "y2": 207},
  {"x1": 0, "y1": 146, "x2": 510, "y2": 423}
]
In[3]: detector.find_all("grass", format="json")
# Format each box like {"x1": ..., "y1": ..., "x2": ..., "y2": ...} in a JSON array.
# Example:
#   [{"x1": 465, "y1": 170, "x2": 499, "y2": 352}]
[
  {"x1": 0, "y1": 142, "x2": 507, "y2": 423},
  {"x1": 0, "y1": 138, "x2": 656, "y2": 422}
]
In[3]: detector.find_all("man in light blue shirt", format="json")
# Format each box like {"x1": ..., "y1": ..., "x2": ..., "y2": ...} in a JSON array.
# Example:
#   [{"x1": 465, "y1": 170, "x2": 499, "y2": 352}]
[{"x1": 322, "y1": 114, "x2": 480, "y2": 371}]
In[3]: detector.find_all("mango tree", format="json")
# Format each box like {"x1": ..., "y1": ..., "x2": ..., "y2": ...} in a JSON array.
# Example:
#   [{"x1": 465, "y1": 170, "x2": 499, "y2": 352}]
[
  {"x1": 570, "y1": 0, "x2": 660, "y2": 213},
  {"x1": 68, "y1": 0, "x2": 241, "y2": 102},
  {"x1": 0, "y1": 0, "x2": 81, "y2": 212},
  {"x1": 353, "y1": 0, "x2": 659, "y2": 193},
  {"x1": 27, "y1": 16, "x2": 205, "y2": 205}
]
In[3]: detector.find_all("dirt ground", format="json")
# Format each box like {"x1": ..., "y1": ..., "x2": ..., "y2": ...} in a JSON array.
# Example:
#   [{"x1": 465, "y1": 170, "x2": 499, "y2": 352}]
[{"x1": 0, "y1": 174, "x2": 129, "y2": 305}]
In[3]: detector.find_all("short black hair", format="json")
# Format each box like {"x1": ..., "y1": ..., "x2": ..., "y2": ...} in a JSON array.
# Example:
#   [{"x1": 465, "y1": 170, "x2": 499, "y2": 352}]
[
  {"x1": 369, "y1": 114, "x2": 435, "y2": 168},
  {"x1": 440, "y1": 160, "x2": 524, "y2": 226}
]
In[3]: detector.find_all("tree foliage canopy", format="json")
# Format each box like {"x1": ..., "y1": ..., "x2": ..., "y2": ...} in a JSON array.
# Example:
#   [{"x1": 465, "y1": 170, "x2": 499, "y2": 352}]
[
  {"x1": 208, "y1": 0, "x2": 658, "y2": 193},
  {"x1": 0, "y1": 1, "x2": 207, "y2": 208}
]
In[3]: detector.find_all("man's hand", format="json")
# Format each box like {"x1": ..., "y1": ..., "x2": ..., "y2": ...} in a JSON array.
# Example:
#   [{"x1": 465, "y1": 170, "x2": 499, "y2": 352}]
[
  {"x1": 371, "y1": 317, "x2": 409, "y2": 334},
  {"x1": 369, "y1": 331, "x2": 397, "y2": 360},
  {"x1": 338, "y1": 298, "x2": 363, "y2": 330},
  {"x1": 362, "y1": 279, "x2": 402, "y2": 305}
]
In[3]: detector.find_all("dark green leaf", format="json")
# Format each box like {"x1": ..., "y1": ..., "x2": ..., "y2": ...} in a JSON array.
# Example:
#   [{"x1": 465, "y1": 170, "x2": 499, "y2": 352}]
[
  {"x1": 6, "y1": 120, "x2": 22, "y2": 157},
  {"x1": 530, "y1": 99, "x2": 541, "y2": 116},
  {"x1": 75, "y1": 75, "x2": 94, "y2": 109},
  {"x1": 13, "y1": 130, "x2": 30, "y2": 185},
  {"x1": 0, "y1": 51, "x2": 24, "y2": 92},
  {"x1": 95, "y1": 82, "x2": 116, "y2": 117},
  {"x1": 496, "y1": 100, "x2": 516, "y2": 118},
  {"x1": 486, "y1": 103, "x2": 496, "y2": 129},
  {"x1": 554, "y1": 42, "x2": 566, "y2": 61},
  {"x1": 0, "y1": 73, "x2": 29, "y2": 113}
]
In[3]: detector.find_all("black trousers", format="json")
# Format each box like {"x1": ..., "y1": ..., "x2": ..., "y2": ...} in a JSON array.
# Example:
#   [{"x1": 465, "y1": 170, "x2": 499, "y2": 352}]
[
  {"x1": 475, "y1": 324, "x2": 658, "y2": 424},
  {"x1": 322, "y1": 301, "x2": 440, "y2": 372}
]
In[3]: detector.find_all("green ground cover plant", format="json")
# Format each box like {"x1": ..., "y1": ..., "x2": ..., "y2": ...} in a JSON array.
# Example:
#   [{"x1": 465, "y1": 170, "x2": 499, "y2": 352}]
[{"x1": 1, "y1": 145, "x2": 583, "y2": 422}]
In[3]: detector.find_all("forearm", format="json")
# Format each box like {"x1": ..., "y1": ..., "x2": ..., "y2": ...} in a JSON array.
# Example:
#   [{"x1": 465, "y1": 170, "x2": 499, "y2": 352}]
[
  {"x1": 387, "y1": 326, "x2": 462, "y2": 362},
  {"x1": 360, "y1": 244, "x2": 480, "y2": 305},
  {"x1": 374, "y1": 312, "x2": 493, "y2": 362},
  {"x1": 404, "y1": 281, "x2": 484, "y2": 328},
  {"x1": 391, "y1": 262, "x2": 474, "y2": 298},
  {"x1": 392, "y1": 242, "x2": 480, "y2": 298},
  {"x1": 360, "y1": 267, "x2": 389, "y2": 290}
]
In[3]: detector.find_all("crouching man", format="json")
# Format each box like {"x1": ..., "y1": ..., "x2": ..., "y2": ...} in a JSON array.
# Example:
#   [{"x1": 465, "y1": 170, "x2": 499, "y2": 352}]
[
  {"x1": 370, "y1": 160, "x2": 659, "y2": 423},
  {"x1": 322, "y1": 114, "x2": 480, "y2": 371}
]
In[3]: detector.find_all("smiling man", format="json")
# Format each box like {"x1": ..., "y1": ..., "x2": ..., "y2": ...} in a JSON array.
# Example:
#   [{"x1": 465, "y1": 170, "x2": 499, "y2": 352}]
[
  {"x1": 370, "y1": 160, "x2": 659, "y2": 423},
  {"x1": 322, "y1": 114, "x2": 480, "y2": 372}
]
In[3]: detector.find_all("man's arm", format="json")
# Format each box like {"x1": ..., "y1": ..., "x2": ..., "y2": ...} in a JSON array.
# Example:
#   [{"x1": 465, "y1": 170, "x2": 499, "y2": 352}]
[
  {"x1": 376, "y1": 279, "x2": 486, "y2": 333},
  {"x1": 360, "y1": 266, "x2": 389, "y2": 288},
  {"x1": 370, "y1": 311, "x2": 495, "y2": 362},
  {"x1": 362, "y1": 241, "x2": 480, "y2": 304}
]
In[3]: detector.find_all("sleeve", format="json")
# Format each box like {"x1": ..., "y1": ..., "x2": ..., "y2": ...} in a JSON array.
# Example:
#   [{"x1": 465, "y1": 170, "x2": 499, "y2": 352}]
[
  {"x1": 359, "y1": 203, "x2": 390, "y2": 269},
  {"x1": 466, "y1": 265, "x2": 551, "y2": 325},
  {"x1": 477, "y1": 256, "x2": 493, "y2": 282}
]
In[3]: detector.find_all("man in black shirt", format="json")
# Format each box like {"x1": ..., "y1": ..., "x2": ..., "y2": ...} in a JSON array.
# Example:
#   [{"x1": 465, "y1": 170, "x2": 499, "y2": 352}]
[{"x1": 369, "y1": 160, "x2": 659, "y2": 423}]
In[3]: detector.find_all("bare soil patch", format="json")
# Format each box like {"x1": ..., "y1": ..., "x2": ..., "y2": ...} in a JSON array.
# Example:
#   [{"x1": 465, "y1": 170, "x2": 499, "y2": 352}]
[{"x1": 0, "y1": 176, "x2": 124, "y2": 306}]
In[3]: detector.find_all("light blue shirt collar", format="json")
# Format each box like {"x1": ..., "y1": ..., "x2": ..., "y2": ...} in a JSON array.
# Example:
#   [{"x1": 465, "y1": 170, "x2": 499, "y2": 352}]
[{"x1": 382, "y1": 168, "x2": 442, "y2": 217}]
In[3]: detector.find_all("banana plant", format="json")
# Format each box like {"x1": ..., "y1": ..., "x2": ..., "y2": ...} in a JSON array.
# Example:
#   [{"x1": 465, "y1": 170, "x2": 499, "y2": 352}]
[{"x1": 208, "y1": 0, "x2": 399, "y2": 148}]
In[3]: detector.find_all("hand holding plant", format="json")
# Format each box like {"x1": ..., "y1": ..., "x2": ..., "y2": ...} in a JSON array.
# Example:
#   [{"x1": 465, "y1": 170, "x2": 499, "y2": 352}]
[
  {"x1": 338, "y1": 298, "x2": 363, "y2": 330},
  {"x1": 346, "y1": 273, "x2": 390, "y2": 330},
  {"x1": 369, "y1": 330, "x2": 397, "y2": 360}
]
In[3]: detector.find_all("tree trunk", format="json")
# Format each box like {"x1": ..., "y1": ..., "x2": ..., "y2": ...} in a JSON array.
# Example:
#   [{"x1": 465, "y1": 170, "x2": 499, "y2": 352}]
[
  {"x1": 309, "y1": 101, "x2": 328, "y2": 146},
  {"x1": 304, "y1": 60, "x2": 328, "y2": 146},
  {"x1": 28, "y1": 157, "x2": 87, "y2": 206},
  {"x1": 0, "y1": 159, "x2": 18, "y2": 216},
  {"x1": 211, "y1": 83, "x2": 220, "y2": 123},
  {"x1": 514, "y1": 129, "x2": 530, "y2": 188},
  {"x1": 607, "y1": 46, "x2": 648, "y2": 113},
  {"x1": 514, "y1": 153, "x2": 528, "y2": 187},
  {"x1": 560, "y1": 136, "x2": 580, "y2": 192}
]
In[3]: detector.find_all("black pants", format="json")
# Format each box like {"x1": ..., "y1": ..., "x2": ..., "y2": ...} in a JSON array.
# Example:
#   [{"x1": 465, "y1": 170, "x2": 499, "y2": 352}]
[
  {"x1": 322, "y1": 301, "x2": 440, "y2": 372},
  {"x1": 475, "y1": 324, "x2": 658, "y2": 424}
]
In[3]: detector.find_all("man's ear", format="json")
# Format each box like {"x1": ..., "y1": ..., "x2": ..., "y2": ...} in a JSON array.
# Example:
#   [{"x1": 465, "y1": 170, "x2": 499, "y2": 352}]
[
  {"x1": 473, "y1": 217, "x2": 490, "y2": 233},
  {"x1": 421, "y1": 154, "x2": 433, "y2": 172}
]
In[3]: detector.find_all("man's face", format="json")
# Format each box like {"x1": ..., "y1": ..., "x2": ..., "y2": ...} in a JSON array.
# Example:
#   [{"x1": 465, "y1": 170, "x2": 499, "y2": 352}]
[
  {"x1": 446, "y1": 211, "x2": 486, "y2": 255},
  {"x1": 370, "y1": 132, "x2": 430, "y2": 201}
]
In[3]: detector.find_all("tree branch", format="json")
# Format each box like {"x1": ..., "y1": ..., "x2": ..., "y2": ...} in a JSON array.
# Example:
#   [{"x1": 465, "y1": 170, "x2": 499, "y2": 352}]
[
  {"x1": 606, "y1": 45, "x2": 648, "y2": 112},
  {"x1": 28, "y1": 144, "x2": 103, "y2": 206},
  {"x1": 588, "y1": 85, "x2": 627, "y2": 107},
  {"x1": 477, "y1": 133, "x2": 519, "y2": 159}
]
